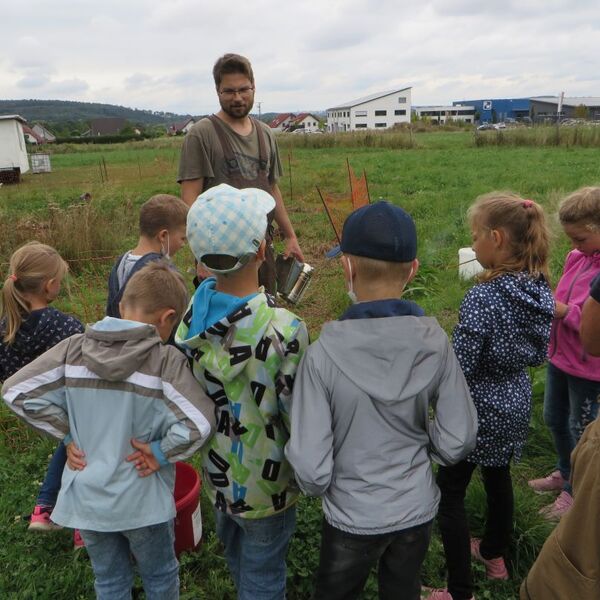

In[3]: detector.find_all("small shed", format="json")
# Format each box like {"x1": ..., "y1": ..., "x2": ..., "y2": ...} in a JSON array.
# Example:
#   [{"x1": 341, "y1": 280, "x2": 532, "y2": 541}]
[{"x1": 0, "y1": 115, "x2": 30, "y2": 182}]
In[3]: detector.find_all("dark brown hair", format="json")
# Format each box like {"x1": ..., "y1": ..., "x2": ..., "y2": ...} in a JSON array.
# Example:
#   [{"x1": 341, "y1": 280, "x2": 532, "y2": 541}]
[
  {"x1": 139, "y1": 194, "x2": 188, "y2": 238},
  {"x1": 468, "y1": 192, "x2": 551, "y2": 282},
  {"x1": 213, "y1": 54, "x2": 254, "y2": 88}
]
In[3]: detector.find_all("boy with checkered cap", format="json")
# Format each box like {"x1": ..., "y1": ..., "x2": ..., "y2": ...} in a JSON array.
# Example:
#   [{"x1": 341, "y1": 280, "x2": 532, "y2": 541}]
[
  {"x1": 175, "y1": 183, "x2": 308, "y2": 600},
  {"x1": 285, "y1": 201, "x2": 477, "y2": 600}
]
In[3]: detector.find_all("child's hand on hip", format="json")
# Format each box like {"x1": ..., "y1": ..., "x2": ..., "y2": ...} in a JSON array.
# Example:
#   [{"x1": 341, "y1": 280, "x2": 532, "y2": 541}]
[
  {"x1": 66, "y1": 442, "x2": 86, "y2": 470},
  {"x1": 126, "y1": 438, "x2": 160, "y2": 477}
]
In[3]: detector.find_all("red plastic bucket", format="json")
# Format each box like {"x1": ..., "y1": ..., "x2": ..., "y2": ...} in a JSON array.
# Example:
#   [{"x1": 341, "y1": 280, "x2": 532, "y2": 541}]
[{"x1": 173, "y1": 462, "x2": 202, "y2": 557}]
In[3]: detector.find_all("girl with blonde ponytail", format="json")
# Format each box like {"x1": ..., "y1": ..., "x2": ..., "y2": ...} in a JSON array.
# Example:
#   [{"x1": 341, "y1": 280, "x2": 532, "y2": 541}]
[
  {"x1": 1, "y1": 242, "x2": 84, "y2": 542},
  {"x1": 427, "y1": 193, "x2": 555, "y2": 600}
]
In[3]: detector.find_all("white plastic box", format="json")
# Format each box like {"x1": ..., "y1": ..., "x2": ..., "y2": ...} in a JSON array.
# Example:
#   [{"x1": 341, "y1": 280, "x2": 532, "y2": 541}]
[{"x1": 458, "y1": 247, "x2": 484, "y2": 280}]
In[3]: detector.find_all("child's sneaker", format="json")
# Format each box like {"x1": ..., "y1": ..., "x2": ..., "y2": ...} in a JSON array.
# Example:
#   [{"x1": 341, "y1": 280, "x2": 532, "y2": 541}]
[
  {"x1": 28, "y1": 505, "x2": 62, "y2": 532},
  {"x1": 528, "y1": 470, "x2": 565, "y2": 494},
  {"x1": 422, "y1": 588, "x2": 475, "y2": 600},
  {"x1": 73, "y1": 529, "x2": 85, "y2": 550},
  {"x1": 539, "y1": 490, "x2": 573, "y2": 520},
  {"x1": 470, "y1": 538, "x2": 509, "y2": 580}
]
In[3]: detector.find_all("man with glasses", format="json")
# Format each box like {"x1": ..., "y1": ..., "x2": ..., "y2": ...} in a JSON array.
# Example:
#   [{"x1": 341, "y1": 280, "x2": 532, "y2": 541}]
[{"x1": 178, "y1": 53, "x2": 303, "y2": 293}]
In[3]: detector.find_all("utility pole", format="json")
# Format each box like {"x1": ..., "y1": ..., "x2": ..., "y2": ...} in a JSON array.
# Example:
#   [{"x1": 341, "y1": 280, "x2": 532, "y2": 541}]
[{"x1": 257, "y1": 101, "x2": 262, "y2": 121}]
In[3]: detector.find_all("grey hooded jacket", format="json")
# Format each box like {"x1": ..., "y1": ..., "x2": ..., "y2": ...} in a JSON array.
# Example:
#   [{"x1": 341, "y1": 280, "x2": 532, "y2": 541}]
[{"x1": 285, "y1": 312, "x2": 477, "y2": 535}]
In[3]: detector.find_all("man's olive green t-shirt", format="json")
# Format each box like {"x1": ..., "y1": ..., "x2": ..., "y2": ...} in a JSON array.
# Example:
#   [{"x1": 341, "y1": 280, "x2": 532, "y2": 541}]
[{"x1": 177, "y1": 117, "x2": 283, "y2": 187}]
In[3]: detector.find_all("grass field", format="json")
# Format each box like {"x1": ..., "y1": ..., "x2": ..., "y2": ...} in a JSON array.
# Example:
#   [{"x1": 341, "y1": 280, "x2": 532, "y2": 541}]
[{"x1": 0, "y1": 130, "x2": 598, "y2": 598}]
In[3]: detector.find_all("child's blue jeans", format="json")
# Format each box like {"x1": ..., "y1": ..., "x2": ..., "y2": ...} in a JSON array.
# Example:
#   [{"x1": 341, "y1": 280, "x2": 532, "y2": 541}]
[
  {"x1": 214, "y1": 505, "x2": 296, "y2": 600},
  {"x1": 80, "y1": 520, "x2": 178, "y2": 600},
  {"x1": 37, "y1": 441, "x2": 66, "y2": 507},
  {"x1": 544, "y1": 363, "x2": 600, "y2": 492}
]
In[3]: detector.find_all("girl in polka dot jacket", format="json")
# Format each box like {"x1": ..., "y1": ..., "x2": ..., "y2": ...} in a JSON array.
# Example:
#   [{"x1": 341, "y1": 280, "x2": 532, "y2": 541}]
[
  {"x1": 0, "y1": 243, "x2": 84, "y2": 543},
  {"x1": 427, "y1": 194, "x2": 554, "y2": 600}
]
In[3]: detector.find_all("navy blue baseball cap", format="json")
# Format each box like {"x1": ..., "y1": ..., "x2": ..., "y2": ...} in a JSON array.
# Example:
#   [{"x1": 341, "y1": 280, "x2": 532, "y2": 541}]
[{"x1": 326, "y1": 200, "x2": 417, "y2": 262}]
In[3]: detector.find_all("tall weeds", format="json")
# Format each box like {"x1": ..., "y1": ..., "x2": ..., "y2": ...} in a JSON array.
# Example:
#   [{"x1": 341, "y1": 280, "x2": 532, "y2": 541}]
[{"x1": 474, "y1": 125, "x2": 600, "y2": 148}]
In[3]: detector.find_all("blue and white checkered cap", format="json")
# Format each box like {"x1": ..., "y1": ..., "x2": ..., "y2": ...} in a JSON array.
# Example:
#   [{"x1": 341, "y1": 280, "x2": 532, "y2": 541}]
[{"x1": 187, "y1": 183, "x2": 276, "y2": 273}]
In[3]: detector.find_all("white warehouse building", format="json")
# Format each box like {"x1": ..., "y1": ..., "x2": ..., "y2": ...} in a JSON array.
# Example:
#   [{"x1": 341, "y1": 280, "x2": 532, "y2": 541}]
[
  {"x1": 413, "y1": 105, "x2": 476, "y2": 124},
  {"x1": 327, "y1": 87, "x2": 412, "y2": 132}
]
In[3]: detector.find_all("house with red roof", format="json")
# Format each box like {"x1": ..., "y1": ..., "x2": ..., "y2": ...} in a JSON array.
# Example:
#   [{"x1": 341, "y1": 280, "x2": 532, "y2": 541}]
[
  {"x1": 289, "y1": 113, "x2": 322, "y2": 132},
  {"x1": 269, "y1": 113, "x2": 296, "y2": 131}
]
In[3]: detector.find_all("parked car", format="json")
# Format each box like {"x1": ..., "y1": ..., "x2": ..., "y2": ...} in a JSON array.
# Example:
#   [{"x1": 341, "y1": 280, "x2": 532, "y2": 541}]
[
  {"x1": 477, "y1": 123, "x2": 494, "y2": 131},
  {"x1": 493, "y1": 122, "x2": 506, "y2": 130}
]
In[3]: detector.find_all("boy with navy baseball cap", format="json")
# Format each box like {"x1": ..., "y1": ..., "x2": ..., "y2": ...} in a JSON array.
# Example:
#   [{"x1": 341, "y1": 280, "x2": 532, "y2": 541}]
[
  {"x1": 175, "y1": 183, "x2": 309, "y2": 599},
  {"x1": 286, "y1": 200, "x2": 477, "y2": 600}
]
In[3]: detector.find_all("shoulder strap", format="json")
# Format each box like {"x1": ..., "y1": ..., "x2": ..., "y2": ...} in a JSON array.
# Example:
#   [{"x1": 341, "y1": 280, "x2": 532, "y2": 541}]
[
  {"x1": 208, "y1": 115, "x2": 241, "y2": 174},
  {"x1": 251, "y1": 118, "x2": 268, "y2": 172}
]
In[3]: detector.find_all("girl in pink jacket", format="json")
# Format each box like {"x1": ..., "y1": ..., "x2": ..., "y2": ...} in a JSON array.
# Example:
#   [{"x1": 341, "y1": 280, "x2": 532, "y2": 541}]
[{"x1": 529, "y1": 187, "x2": 600, "y2": 519}]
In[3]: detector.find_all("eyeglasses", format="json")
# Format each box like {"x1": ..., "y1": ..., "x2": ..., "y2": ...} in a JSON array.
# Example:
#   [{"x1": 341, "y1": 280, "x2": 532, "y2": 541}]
[{"x1": 218, "y1": 86, "x2": 255, "y2": 98}]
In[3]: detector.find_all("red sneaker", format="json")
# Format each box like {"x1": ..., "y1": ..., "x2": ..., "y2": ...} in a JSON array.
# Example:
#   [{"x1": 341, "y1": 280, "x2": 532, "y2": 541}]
[
  {"x1": 470, "y1": 538, "x2": 509, "y2": 580},
  {"x1": 73, "y1": 529, "x2": 85, "y2": 550},
  {"x1": 28, "y1": 505, "x2": 62, "y2": 532}
]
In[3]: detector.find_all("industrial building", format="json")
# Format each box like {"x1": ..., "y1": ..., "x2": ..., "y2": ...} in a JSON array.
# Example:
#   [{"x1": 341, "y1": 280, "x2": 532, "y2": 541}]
[
  {"x1": 413, "y1": 105, "x2": 475, "y2": 124},
  {"x1": 452, "y1": 98, "x2": 531, "y2": 123}
]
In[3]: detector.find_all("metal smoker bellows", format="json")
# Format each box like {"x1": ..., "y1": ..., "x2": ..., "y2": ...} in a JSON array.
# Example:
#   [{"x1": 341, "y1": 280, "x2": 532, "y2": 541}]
[{"x1": 275, "y1": 255, "x2": 314, "y2": 305}]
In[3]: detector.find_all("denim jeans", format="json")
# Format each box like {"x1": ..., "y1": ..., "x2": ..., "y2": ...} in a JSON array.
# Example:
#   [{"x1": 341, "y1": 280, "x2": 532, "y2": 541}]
[
  {"x1": 312, "y1": 518, "x2": 432, "y2": 600},
  {"x1": 214, "y1": 505, "x2": 296, "y2": 600},
  {"x1": 437, "y1": 460, "x2": 513, "y2": 600},
  {"x1": 80, "y1": 521, "x2": 179, "y2": 600},
  {"x1": 37, "y1": 441, "x2": 66, "y2": 507},
  {"x1": 544, "y1": 363, "x2": 600, "y2": 490}
]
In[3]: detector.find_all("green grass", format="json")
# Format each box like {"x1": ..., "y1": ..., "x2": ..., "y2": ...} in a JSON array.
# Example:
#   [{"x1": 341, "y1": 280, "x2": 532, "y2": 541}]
[{"x1": 0, "y1": 130, "x2": 593, "y2": 598}]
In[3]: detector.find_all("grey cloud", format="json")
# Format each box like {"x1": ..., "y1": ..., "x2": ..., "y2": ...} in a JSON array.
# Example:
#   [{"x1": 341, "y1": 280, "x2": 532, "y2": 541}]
[{"x1": 17, "y1": 74, "x2": 51, "y2": 88}]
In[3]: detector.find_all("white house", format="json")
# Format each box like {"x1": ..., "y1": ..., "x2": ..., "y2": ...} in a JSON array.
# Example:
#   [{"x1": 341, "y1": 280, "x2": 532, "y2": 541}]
[
  {"x1": 289, "y1": 113, "x2": 322, "y2": 132},
  {"x1": 168, "y1": 118, "x2": 196, "y2": 135},
  {"x1": 413, "y1": 105, "x2": 476, "y2": 124},
  {"x1": 0, "y1": 115, "x2": 30, "y2": 179},
  {"x1": 327, "y1": 87, "x2": 412, "y2": 132}
]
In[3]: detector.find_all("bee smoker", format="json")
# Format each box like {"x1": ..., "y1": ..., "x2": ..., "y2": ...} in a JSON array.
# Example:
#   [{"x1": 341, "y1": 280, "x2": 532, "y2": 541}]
[{"x1": 275, "y1": 255, "x2": 314, "y2": 305}]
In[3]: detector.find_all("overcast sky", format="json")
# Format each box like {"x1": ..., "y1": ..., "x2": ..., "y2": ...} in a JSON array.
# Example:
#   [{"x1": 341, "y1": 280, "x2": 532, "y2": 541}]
[{"x1": 2, "y1": 0, "x2": 599, "y2": 115}]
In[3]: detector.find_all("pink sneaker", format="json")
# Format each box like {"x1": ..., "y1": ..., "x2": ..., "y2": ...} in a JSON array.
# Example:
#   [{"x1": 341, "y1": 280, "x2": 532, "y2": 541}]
[
  {"x1": 528, "y1": 470, "x2": 566, "y2": 494},
  {"x1": 470, "y1": 538, "x2": 509, "y2": 580},
  {"x1": 421, "y1": 588, "x2": 475, "y2": 600},
  {"x1": 28, "y1": 505, "x2": 62, "y2": 532},
  {"x1": 73, "y1": 529, "x2": 85, "y2": 550},
  {"x1": 539, "y1": 490, "x2": 573, "y2": 520}
]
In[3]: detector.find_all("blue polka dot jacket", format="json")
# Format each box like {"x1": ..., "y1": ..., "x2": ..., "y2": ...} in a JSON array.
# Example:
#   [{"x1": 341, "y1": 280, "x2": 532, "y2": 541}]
[{"x1": 452, "y1": 273, "x2": 554, "y2": 466}]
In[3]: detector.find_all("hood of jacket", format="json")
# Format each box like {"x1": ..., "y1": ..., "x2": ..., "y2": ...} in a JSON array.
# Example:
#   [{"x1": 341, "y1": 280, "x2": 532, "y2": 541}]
[
  {"x1": 7, "y1": 308, "x2": 68, "y2": 354},
  {"x1": 493, "y1": 272, "x2": 555, "y2": 325},
  {"x1": 318, "y1": 306, "x2": 447, "y2": 404},
  {"x1": 82, "y1": 317, "x2": 162, "y2": 381},
  {"x1": 176, "y1": 292, "x2": 282, "y2": 383}
]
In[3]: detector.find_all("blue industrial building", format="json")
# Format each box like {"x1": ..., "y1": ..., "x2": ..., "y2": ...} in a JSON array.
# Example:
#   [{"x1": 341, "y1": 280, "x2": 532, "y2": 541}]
[{"x1": 452, "y1": 98, "x2": 531, "y2": 123}]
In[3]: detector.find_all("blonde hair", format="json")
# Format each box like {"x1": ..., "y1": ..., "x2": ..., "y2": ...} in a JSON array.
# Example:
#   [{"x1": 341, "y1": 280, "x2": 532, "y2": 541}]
[
  {"x1": 347, "y1": 254, "x2": 413, "y2": 285},
  {"x1": 139, "y1": 194, "x2": 188, "y2": 238},
  {"x1": 468, "y1": 192, "x2": 551, "y2": 282},
  {"x1": 1, "y1": 242, "x2": 68, "y2": 344},
  {"x1": 121, "y1": 261, "x2": 189, "y2": 322},
  {"x1": 558, "y1": 186, "x2": 600, "y2": 231}
]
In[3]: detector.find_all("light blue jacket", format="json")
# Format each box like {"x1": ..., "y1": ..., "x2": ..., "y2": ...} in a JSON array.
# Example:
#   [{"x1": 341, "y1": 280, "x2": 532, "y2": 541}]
[{"x1": 2, "y1": 318, "x2": 215, "y2": 532}]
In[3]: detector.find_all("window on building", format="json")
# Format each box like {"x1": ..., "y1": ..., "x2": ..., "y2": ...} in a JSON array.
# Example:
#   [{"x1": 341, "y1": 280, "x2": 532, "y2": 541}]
[
  {"x1": 375, "y1": 110, "x2": 387, "y2": 116},
  {"x1": 375, "y1": 122, "x2": 387, "y2": 128},
  {"x1": 355, "y1": 110, "x2": 367, "y2": 117},
  {"x1": 398, "y1": 97, "x2": 406, "y2": 104},
  {"x1": 355, "y1": 124, "x2": 367, "y2": 129},
  {"x1": 395, "y1": 110, "x2": 406, "y2": 116}
]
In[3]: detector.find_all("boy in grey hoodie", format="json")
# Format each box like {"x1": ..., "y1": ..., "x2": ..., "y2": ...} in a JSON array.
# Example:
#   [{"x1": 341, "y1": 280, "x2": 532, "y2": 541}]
[
  {"x1": 3, "y1": 262, "x2": 216, "y2": 600},
  {"x1": 285, "y1": 201, "x2": 478, "y2": 600}
]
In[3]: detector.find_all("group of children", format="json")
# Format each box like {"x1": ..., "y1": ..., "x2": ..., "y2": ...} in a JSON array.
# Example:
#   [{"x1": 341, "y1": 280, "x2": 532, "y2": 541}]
[{"x1": 1, "y1": 182, "x2": 599, "y2": 600}]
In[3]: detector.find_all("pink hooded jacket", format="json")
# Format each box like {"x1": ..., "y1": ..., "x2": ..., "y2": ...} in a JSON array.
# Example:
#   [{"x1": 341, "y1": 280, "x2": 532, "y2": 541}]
[{"x1": 548, "y1": 250, "x2": 600, "y2": 381}]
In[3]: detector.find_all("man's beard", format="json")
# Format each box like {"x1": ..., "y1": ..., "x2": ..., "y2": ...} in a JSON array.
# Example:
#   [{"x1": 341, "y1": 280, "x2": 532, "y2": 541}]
[{"x1": 221, "y1": 99, "x2": 253, "y2": 119}]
